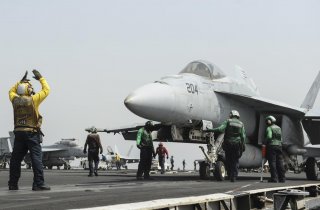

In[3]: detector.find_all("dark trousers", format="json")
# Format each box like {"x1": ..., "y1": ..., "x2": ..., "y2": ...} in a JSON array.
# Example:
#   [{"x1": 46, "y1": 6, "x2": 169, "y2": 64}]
[
  {"x1": 137, "y1": 147, "x2": 153, "y2": 178},
  {"x1": 224, "y1": 141, "x2": 242, "y2": 180},
  {"x1": 158, "y1": 156, "x2": 165, "y2": 173},
  {"x1": 88, "y1": 151, "x2": 99, "y2": 175},
  {"x1": 9, "y1": 131, "x2": 45, "y2": 187},
  {"x1": 170, "y1": 162, "x2": 174, "y2": 170},
  {"x1": 116, "y1": 161, "x2": 121, "y2": 170},
  {"x1": 267, "y1": 145, "x2": 286, "y2": 182}
]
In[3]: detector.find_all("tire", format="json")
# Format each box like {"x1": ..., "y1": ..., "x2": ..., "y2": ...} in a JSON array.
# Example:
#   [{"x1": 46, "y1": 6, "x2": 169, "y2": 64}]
[
  {"x1": 214, "y1": 161, "x2": 226, "y2": 181},
  {"x1": 306, "y1": 157, "x2": 318, "y2": 180},
  {"x1": 199, "y1": 161, "x2": 210, "y2": 180}
]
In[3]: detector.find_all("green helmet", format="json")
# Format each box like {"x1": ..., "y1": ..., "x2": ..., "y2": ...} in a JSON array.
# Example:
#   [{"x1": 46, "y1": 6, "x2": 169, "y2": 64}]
[
  {"x1": 230, "y1": 110, "x2": 240, "y2": 118},
  {"x1": 266, "y1": 115, "x2": 276, "y2": 124}
]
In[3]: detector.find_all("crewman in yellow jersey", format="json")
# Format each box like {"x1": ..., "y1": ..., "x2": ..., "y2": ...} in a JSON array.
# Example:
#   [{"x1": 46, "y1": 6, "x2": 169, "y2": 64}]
[{"x1": 8, "y1": 70, "x2": 51, "y2": 191}]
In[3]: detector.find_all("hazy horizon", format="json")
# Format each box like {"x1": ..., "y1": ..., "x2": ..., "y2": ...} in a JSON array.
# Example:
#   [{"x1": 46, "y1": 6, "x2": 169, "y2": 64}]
[{"x1": 1, "y1": 0, "x2": 320, "y2": 169}]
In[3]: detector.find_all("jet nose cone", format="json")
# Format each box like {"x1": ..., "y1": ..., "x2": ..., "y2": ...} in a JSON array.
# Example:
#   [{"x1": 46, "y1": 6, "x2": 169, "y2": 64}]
[{"x1": 124, "y1": 83, "x2": 175, "y2": 122}]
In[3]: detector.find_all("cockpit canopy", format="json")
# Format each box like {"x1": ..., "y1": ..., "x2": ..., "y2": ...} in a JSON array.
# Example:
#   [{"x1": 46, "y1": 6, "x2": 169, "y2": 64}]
[{"x1": 179, "y1": 60, "x2": 226, "y2": 80}]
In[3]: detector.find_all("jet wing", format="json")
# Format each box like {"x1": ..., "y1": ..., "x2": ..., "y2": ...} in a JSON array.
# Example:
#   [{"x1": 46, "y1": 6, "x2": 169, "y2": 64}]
[
  {"x1": 105, "y1": 124, "x2": 145, "y2": 134},
  {"x1": 120, "y1": 156, "x2": 140, "y2": 163},
  {"x1": 103, "y1": 123, "x2": 163, "y2": 140},
  {"x1": 103, "y1": 124, "x2": 145, "y2": 140},
  {"x1": 42, "y1": 148, "x2": 67, "y2": 152},
  {"x1": 215, "y1": 91, "x2": 305, "y2": 118}
]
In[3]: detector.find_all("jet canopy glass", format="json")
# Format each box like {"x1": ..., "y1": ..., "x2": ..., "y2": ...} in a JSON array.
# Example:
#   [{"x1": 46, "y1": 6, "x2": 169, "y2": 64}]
[{"x1": 179, "y1": 60, "x2": 226, "y2": 80}]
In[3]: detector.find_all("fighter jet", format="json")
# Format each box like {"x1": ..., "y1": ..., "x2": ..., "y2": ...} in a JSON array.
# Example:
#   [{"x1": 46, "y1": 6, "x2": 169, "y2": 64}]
[
  {"x1": 0, "y1": 133, "x2": 13, "y2": 169},
  {"x1": 25, "y1": 138, "x2": 86, "y2": 170},
  {"x1": 102, "y1": 60, "x2": 320, "y2": 181},
  {"x1": 103, "y1": 145, "x2": 139, "y2": 169},
  {"x1": 80, "y1": 144, "x2": 139, "y2": 170}
]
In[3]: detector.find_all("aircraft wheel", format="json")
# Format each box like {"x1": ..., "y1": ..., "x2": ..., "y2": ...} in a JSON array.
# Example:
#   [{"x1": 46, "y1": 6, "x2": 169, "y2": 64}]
[
  {"x1": 306, "y1": 157, "x2": 318, "y2": 180},
  {"x1": 48, "y1": 166, "x2": 53, "y2": 170},
  {"x1": 214, "y1": 161, "x2": 226, "y2": 181},
  {"x1": 27, "y1": 164, "x2": 32, "y2": 169},
  {"x1": 199, "y1": 161, "x2": 210, "y2": 180}
]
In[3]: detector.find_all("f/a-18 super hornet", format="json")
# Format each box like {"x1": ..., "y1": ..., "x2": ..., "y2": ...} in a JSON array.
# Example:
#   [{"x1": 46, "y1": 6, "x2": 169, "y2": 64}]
[
  {"x1": 101, "y1": 60, "x2": 320, "y2": 181},
  {"x1": 25, "y1": 138, "x2": 86, "y2": 170},
  {"x1": 102, "y1": 145, "x2": 139, "y2": 170},
  {"x1": 0, "y1": 132, "x2": 14, "y2": 169}
]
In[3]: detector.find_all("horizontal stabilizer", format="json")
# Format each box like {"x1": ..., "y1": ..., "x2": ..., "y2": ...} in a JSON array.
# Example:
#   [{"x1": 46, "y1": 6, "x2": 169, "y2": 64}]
[{"x1": 301, "y1": 71, "x2": 320, "y2": 111}]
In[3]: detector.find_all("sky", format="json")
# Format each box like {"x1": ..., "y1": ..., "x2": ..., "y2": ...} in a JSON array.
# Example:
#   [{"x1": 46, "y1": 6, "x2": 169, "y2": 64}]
[{"x1": 0, "y1": 0, "x2": 320, "y2": 169}]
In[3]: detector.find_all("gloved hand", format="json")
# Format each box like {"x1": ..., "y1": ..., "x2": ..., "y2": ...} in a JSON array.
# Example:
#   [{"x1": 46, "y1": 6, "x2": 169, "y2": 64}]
[
  {"x1": 83, "y1": 149, "x2": 87, "y2": 154},
  {"x1": 32, "y1": 69, "x2": 42, "y2": 80},
  {"x1": 20, "y1": 71, "x2": 29, "y2": 82},
  {"x1": 166, "y1": 156, "x2": 169, "y2": 159},
  {"x1": 100, "y1": 150, "x2": 103, "y2": 154},
  {"x1": 137, "y1": 144, "x2": 142, "y2": 149}
]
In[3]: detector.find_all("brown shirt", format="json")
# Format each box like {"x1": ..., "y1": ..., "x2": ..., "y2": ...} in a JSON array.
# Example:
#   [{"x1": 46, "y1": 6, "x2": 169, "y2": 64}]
[{"x1": 84, "y1": 133, "x2": 103, "y2": 153}]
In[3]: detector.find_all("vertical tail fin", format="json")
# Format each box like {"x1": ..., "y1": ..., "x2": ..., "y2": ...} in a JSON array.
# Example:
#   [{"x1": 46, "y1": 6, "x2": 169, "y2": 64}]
[
  {"x1": 301, "y1": 71, "x2": 320, "y2": 111},
  {"x1": 106, "y1": 145, "x2": 114, "y2": 155},
  {"x1": 114, "y1": 145, "x2": 119, "y2": 155},
  {"x1": 7, "y1": 138, "x2": 13, "y2": 153},
  {"x1": 234, "y1": 66, "x2": 260, "y2": 95},
  {"x1": 8, "y1": 132, "x2": 14, "y2": 153}
]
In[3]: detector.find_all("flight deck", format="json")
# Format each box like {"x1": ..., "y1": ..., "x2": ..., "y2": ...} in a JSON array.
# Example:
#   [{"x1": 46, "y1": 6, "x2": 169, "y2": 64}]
[{"x1": 0, "y1": 169, "x2": 320, "y2": 210}]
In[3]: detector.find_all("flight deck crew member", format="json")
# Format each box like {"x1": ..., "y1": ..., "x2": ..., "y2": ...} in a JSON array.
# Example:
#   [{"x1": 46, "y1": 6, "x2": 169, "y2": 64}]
[
  {"x1": 170, "y1": 156, "x2": 174, "y2": 170},
  {"x1": 136, "y1": 121, "x2": 155, "y2": 180},
  {"x1": 206, "y1": 110, "x2": 246, "y2": 182},
  {"x1": 154, "y1": 142, "x2": 169, "y2": 174},
  {"x1": 83, "y1": 127, "x2": 103, "y2": 177},
  {"x1": 115, "y1": 153, "x2": 121, "y2": 170},
  {"x1": 265, "y1": 116, "x2": 286, "y2": 183},
  {"x1": 8, "y1": 70, "x2": 51, "y2": 191}
]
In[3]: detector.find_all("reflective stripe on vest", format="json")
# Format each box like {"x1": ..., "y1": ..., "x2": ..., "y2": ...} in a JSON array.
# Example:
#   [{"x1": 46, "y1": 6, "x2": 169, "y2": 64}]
[
  {"x1": 269, "y1": 124, "x2": 282, "y2": 146},
  {"x1": 225, "y1": 118, "x2": 243, "y2": 142},
  {"x1": 141, "y1": 128, "x2": 153, "y2": 147}
]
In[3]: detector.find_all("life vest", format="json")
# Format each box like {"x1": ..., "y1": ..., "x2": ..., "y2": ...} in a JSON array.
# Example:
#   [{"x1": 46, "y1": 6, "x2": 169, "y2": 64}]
[
  {"x1": 13, "y1": 96, "x2": 39, "y2": 131},
  {"x1": 139, "y1": 128, "x2": 153, "y2": 147},
  {"x1": 268, "y1": 124, "x2": 282, "y2": 146},
  {"x1": 87, "y1": 134, "x2": 100, "y2": 150},
  {"x1": 224, "y1": 118, "x2": 243, "y2": 142}
]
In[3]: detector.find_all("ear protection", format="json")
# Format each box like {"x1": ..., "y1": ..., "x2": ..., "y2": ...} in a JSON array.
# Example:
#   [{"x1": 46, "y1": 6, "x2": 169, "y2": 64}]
[{"x1": 17, "y1": 82, "x2": 34, "y2": 96}]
